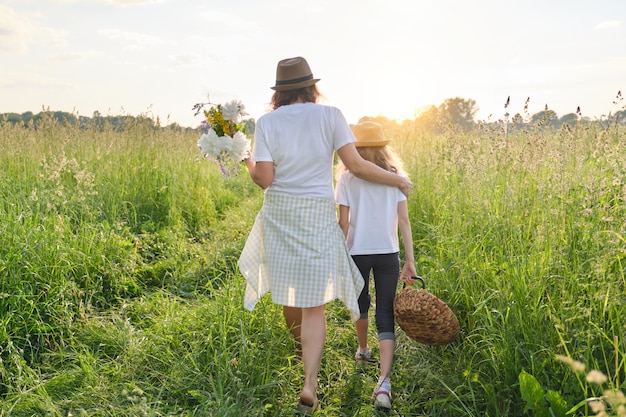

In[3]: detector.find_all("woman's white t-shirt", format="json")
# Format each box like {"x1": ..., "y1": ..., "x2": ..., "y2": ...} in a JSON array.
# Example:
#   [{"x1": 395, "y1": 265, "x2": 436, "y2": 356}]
[
  {"x1": 335, "y1": 171, "x2": 407, "y2": 255},
  {"x1": 253, "y1": 103, "x2": 355, "y2": 200}
]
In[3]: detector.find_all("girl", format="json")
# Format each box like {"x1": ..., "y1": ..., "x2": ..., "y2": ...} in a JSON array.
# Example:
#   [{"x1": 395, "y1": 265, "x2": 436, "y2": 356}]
[{"x1": 335, "y1": 121, "x2": 417, "y2": 410}]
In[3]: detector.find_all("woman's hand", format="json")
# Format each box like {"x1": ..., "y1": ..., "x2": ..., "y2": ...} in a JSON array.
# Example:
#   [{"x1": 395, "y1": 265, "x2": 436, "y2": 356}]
[
  {"x1": 398, "y1": 176, "x2": 413, "y2": 197},
  {"x1": 337, "y1": 143, "x2": 413, "y2": 195}
]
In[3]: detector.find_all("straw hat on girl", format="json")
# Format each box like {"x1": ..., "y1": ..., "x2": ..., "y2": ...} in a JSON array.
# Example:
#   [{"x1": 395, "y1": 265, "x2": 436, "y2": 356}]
[{"x1": 352, "y1": 121, "x2": 390, "y2": 148}]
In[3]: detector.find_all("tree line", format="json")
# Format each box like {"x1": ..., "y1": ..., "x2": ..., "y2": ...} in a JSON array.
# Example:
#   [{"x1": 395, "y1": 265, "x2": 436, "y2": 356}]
[
  {"x1": 3, "y1": 94, "x2": 625, "y2": 134},
  {"x1": 0, "y1": 110, "x2": 194, "y2": 132},
  {"x1": 362, "y1": 94, "x2": 626, "y2": 133}
]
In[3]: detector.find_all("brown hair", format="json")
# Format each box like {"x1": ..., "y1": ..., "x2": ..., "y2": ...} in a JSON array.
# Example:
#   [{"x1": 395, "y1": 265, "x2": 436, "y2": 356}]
[{"x1": 270, "y1": 85, "x2": 320, "y2": 109}]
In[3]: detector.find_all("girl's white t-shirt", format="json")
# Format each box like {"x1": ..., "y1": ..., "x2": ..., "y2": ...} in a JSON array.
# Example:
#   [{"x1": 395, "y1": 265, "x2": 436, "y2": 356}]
[
  {"x1": 252, "y1": 103, "x2": 355, "y2": 201},
  {"x1": 335, "y1": 171, "x2": 407, "y2": 255}
]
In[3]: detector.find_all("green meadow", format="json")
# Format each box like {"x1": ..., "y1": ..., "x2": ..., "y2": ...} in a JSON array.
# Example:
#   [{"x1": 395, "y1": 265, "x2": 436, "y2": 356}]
[{"x1": 1, "y1": 112, "x2": 625, "y2": 416}]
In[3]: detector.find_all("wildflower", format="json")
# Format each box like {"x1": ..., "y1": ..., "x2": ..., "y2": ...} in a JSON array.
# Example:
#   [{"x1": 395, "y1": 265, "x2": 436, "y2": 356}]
[
  {"x1": 221, "y1": 100, "x2": 246, "y2": 122},
  {"x1": 603, "y1": 389, "x2": 626, "y2": 406},
  {"x1": 589, "y1": 399, "x2": 606, "y2": 413},
  {"x1": 556, "y1": 354, "x2": 586, "y2": 373},
  {"x1": 586, "y1": 370, "x2": 608, "y2": 385}
]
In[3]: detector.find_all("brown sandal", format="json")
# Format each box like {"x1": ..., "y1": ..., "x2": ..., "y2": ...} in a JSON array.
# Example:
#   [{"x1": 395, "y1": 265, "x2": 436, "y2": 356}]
[{"x1": 296, "y1": 397, "x2": 319, "y2": 415}]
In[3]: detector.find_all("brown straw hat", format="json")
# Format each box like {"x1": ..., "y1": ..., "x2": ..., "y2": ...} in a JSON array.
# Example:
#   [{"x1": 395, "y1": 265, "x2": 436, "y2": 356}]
[
  {"x1": 271, "y1": 57, "x2": 320, "y2": 91},
  {"x1": 352, "y1": 121, "x2": 390, "y2": 147},
  {"x1": 394, "y1": 276, "x2": 460, "y2": 346}
]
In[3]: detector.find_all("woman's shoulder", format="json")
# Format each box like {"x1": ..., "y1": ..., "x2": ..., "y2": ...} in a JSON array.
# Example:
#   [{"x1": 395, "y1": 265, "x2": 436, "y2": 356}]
[
  {"x1": 318, "y1": 103, "x2": 342, "y2": 114},
  {"x1": 261, "y1": 102, "x2": 340, "y2": 116},
  {"x1": 301, "y1": 103, "x2": 342, "y2": 116}
]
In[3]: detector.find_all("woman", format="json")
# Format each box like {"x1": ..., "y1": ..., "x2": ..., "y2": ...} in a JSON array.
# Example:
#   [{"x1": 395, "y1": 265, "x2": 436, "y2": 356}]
[{"x1": 238, "y1": 56, "x2": 411, "y2": 415}]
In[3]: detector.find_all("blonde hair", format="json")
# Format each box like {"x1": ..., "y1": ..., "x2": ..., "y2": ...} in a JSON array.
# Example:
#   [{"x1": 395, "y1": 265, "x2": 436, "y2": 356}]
[{"x1": 335, "y1": 144, "x2": 405, "y2": 181}]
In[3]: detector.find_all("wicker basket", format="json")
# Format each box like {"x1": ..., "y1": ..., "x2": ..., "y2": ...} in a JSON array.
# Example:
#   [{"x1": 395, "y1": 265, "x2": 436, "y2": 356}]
[{"x1": 393, "y1": 276, "x2": 460, "y2": 346}]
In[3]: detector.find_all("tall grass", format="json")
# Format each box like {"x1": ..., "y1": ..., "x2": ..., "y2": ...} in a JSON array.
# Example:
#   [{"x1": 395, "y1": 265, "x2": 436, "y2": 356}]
[
  {"x1": 0, "y1": 112, "x2": 624, "y2": 416},
  {"x1": 389, "y1": 118, "x2": 625, "y2": 415}
]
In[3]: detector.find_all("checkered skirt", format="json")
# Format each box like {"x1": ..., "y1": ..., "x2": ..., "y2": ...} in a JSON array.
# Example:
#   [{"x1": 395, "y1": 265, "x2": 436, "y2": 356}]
[{"x1": 238, "y1": 193, "x2": 364, "y2": 322}]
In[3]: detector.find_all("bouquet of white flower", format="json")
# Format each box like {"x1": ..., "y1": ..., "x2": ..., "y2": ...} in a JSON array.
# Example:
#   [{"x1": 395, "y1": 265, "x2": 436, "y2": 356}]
[{"x1": 193, "y1": 99, "x2": 252, "y2": 175}]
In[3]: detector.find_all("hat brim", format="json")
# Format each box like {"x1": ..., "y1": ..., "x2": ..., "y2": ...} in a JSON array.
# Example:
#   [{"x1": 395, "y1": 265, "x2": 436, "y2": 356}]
[
  {"x1": 355, "y1": 140, "x2": 390, "y2": 148},
  {"x1": 271, "y1": 78, "x2": 320, "y2": 91}
]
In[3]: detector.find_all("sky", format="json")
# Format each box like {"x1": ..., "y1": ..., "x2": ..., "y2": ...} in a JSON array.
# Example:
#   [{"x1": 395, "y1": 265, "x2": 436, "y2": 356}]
[{"x1": 1, "y1": 0, "x2": 625, "y2": 128}]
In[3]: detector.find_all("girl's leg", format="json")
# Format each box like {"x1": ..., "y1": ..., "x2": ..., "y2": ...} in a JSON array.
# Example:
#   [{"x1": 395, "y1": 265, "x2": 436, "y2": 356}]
[
  {"x1": 352, "y1": 255, "x2": 373, "y2": 356},
  {"x1": 283, "y1": 306, "x2": 302, "y2": 357},
  {"x1": 299, "y1": 305, "x2": 326, "y2": 405},
  {"x1": 373, "y1": 253, "x2": 400, "y2": 377},
  {"x1": 371, "y1": 253, "x2": 399, "y2": 409},
  {"x1": 379, "y1": 339, "x2": 395, "y2": 378}
]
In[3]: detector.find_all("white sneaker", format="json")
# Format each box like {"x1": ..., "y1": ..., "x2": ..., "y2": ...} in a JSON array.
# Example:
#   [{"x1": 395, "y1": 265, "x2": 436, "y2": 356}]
[{"x1": 373, "y1": 389, "x2": 392, "y2": 409}]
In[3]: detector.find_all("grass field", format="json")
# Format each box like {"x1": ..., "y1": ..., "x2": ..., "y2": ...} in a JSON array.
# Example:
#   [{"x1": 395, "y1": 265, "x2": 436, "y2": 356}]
[{"x1": 1, "y1": 112, "x2": 625, "y2": 416}]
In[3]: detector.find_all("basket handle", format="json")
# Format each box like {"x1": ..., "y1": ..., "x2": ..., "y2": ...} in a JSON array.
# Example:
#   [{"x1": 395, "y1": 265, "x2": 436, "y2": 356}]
[{"x1": 403, "y1": 275, "x2": 426, "y2": 289}]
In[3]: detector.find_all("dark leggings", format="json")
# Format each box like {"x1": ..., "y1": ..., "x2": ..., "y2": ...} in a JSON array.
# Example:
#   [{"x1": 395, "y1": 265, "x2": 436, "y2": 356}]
[{"x1": 352, "y1": 253, "x2": 400, "y2": 341}]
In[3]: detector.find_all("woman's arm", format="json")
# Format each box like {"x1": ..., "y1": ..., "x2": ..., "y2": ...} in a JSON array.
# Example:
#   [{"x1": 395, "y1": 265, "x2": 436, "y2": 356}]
[
  {"x1": 337, "y1": 143, "x2": 412, "y2": 197},
  {"x1": 245, "y1": 158, "x2": 275, "y2": 189},
  {"x1": 398, "y1": 200, "x2": 417, "y2": 283}
]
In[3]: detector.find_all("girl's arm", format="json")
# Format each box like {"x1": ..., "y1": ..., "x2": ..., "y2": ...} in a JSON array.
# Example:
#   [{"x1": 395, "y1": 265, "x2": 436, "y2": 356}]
[
  {"x1": 245, "y1": 157, "x2": 275, "y2": 189},
  {"x1": 338, "y1": 205, "x2": 350, "y2": 238},
  {"x1": 337, "y1": 143, "x2": 412, "y2": 197},
  {"x1": 398, "y1": 200, "x2": 417, "y2": 283}
]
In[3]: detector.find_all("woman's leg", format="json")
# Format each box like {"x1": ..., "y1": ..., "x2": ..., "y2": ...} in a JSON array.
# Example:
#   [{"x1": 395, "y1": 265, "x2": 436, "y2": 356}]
[
  {"x1": 299, "y1": 305, "x2": 326, "y2": 405},
  {"x1": 283, "y1": 306, "x2": 302, "y2": 357},
  {"x1": 355, "y1": 318, "x2": 369, "y2": 351}
]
